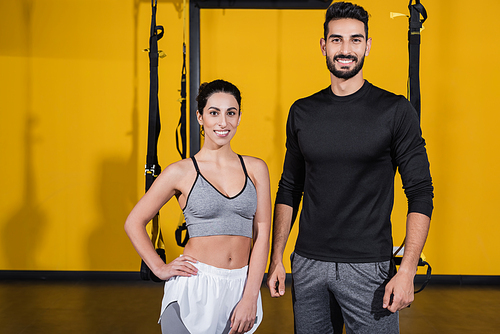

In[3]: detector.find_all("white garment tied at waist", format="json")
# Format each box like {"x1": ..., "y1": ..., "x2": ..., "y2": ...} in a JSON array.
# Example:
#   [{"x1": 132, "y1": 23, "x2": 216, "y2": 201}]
[{"x1": 159, "y1": 261, "x2": 263, "y2": 334}]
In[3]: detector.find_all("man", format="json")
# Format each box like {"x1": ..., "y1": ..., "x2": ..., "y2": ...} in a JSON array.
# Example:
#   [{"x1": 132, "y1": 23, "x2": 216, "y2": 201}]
[{"x1": 267, "y1": 2, "x2": 433, "y2": 333}]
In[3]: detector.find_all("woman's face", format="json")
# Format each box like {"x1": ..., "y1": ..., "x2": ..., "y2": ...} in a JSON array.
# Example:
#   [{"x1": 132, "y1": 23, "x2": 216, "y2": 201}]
[{"x1": 197, "y1": 92, "x2": 241, "y2": 147}]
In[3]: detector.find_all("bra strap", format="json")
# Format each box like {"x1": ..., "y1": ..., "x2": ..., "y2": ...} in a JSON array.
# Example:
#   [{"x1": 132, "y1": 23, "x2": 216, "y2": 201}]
[
  {"x1": 237, "y1": 155, "x2": 249, "y2": 178},
  {"x1": 191, "y1": 156, "x2": 200, "y2": 173}
]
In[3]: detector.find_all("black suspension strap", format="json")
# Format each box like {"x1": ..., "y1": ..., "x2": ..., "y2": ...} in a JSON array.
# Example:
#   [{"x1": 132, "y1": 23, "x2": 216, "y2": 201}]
[
  {"x1": 175, "y1": 0, "x2": 187, "y2": 160},
  {"x1": 145, "y1": 0, "x2": 163, "y2": 191},
  {"x1": 175, "y1": 0, "x2": 189, "y2": 247},
  {"x1": 140, "y1": 0, "x2": 166, "y2": 282},
  {"x1": 390, "y1": 1, "x2": 430, "y2": 293},
  {"x1": 407, "y1": 0, "x2": 427, "y2": 121},
  {"x1": 414, "y1": 258, "x2": 432, "y2": 293},
  {"x1": 407, "y1": 0, "x2": 431, "y2": 293},
  {"x1": 393, "y1": 247, "x2": 432, "y2": 294},
  {"x1": 175, "y1": 49, "x2": 187, "y2": 159}
]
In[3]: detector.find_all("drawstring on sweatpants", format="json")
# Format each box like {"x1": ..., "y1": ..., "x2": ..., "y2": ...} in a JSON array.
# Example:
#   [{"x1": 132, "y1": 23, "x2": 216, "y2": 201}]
[{"x1": 336, "y1": 262, "x2": 340, "y2": 280}]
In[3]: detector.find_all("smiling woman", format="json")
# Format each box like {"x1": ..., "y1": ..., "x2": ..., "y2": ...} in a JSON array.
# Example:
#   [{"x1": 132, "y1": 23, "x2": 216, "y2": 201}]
[
  {"x1": 124, "y1": 79, "x2": 271, "y2": 334},
  {"x1": 196, "y1": 80, "x2": 242, "y2": 148}
]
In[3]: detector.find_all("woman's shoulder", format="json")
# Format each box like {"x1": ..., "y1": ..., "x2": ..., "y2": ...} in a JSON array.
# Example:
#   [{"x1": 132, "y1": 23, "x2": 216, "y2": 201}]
[
  {"x1": 240, "y1": 155, "x2": 267, "y2": 167},
  {"x1": 158, "y1": 158, "x2": 196, "y2": 180},
  {"x1": 240, "y1": 155, "x2": 269, "y2": 179}
]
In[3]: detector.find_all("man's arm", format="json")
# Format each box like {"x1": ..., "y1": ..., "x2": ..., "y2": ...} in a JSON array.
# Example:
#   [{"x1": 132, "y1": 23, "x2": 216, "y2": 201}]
[
  {"x1": 268, "y1": 103, "x2": 304, "y2": 297},
  {"x1": 383, "y1": 212, "x2": 430, "y2": 312},
  {"x1": 384, "y1": 97, "x2": 433, "y2": 312},
  {"x1": 266, "y1": 203, "x2": 297, "y2": 297}
]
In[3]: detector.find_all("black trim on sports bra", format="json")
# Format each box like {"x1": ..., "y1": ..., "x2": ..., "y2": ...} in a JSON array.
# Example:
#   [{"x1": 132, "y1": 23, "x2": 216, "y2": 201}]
[
  {"x1": 191, "y1": 155, "x2": 247, "y2": 176},
  {"x1": 237, "y1": 154, "x2": 249, "y2": 178},
  {"x1": 189, "y1": 155, "x2": 249, "y2": 199},
  {"x1": 191, "y1": 156, "x2": 200, "y2": 173}
]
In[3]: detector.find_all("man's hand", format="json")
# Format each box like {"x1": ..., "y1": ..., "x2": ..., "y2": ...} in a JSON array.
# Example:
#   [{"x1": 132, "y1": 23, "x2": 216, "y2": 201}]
[
  {"x1": 383, "y1": 269, "x2": 415, "y2": 312},
  {"x1": 266, "y1": 260, "x2": 287, "y2": 297},
  {"x1": 383, "y1": 212, "x2": 430, "y2": 312}
]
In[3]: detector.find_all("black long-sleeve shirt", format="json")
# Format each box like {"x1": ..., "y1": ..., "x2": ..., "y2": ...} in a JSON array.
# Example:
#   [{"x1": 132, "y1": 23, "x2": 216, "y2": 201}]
[{"x1": 276, "y1": 81, "x2": 433, "y2": 263}]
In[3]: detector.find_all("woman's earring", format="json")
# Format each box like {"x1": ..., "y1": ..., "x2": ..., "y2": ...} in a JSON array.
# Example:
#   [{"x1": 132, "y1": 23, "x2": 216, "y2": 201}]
[{"x1": 200, "y1": 125, "x2": 205, "y2": 137}]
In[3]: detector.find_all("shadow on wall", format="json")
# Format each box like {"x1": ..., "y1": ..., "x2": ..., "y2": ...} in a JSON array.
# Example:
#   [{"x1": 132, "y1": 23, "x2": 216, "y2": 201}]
[
  {"x1": 86, "y1": 0, "x2": 143, "y2": 272},
  {"x1": 2, "y1": 115, "x2": 48, "y2": 270},
  {"x1": 2, "y1": 0, "x2": 48, "y2": 270},
  {"x1": 87, "y1": 156, "x2": 139, "y2": 271}
]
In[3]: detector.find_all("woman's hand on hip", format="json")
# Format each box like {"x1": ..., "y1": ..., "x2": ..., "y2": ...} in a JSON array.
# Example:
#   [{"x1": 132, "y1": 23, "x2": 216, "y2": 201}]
[{"x1": 156, "y1": 255, "x2": 198, "y2": 281}]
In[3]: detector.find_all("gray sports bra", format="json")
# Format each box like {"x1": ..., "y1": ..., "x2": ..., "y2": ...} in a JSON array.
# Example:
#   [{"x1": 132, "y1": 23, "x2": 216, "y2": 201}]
[{"x1": 182, "y1": 155, "x2": 257, "y2": 238}]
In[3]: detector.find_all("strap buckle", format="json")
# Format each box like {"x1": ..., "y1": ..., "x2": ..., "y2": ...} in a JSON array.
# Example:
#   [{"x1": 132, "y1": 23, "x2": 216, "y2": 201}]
[{"x1": 145, "y1": 164, "x2": 158, "y2": 176}]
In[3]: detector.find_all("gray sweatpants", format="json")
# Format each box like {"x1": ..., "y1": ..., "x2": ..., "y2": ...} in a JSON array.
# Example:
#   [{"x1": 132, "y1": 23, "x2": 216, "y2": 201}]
[{"x1": 291, "y1": 252, "x2": 399, "y2": 334}]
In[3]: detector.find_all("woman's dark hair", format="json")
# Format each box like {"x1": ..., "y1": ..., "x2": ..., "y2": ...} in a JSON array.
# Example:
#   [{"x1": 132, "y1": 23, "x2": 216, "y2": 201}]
[
  {"x1": 196, "y1": 79, "x2": 241, "y2": 115},
  {"x1": 323, "y1": 2, "x2": 369, "y2": 40}
]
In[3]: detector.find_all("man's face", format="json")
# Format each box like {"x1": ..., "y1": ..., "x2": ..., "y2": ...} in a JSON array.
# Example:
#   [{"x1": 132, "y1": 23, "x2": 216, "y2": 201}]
[{"x1": 321, "y1": 18, "x2": 371, "y2": 80}]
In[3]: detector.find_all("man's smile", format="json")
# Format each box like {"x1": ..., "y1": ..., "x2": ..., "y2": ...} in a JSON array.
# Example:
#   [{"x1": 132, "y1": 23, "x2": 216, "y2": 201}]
[{"x1": 334, "y1": 54, "x2": 358, "y2": 66}]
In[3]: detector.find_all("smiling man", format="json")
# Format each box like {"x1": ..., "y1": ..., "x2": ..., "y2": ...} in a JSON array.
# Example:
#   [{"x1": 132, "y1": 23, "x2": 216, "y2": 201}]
[
  {"x1": 323, "y1": 18, "x2": 370, "y2": 81},
  {"x1": 267, "y1": 2, "x2": 434, "y2": 333}
]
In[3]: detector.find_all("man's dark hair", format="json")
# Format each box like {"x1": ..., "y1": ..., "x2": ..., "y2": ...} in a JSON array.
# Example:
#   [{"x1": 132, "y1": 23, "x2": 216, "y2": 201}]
[{"x1": 323, "y1": 2, "x2": 369, "y2": 40}]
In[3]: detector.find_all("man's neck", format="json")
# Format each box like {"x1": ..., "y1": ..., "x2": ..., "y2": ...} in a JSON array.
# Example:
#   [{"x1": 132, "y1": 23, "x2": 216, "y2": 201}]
[{"x1": 330, "y1": 72, "x2": 365, "y2": 97}]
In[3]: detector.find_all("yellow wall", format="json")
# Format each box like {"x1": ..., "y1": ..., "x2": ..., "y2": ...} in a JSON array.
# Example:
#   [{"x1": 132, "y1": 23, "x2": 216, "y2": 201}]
[{"x1": 1, "y1": 0, "x2": 500, "y2": 275}]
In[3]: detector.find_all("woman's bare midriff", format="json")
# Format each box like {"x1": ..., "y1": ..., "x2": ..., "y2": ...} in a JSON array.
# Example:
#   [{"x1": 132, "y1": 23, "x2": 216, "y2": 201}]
[{"x1": 183, "y1": 235, "x2": 252, "y2": 269}]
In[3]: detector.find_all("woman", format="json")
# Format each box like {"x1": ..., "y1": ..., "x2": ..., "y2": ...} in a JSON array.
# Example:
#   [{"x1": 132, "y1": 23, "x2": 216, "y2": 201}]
[{"x1": 125, "y1": 79, "x2": 271, "y2": 334}]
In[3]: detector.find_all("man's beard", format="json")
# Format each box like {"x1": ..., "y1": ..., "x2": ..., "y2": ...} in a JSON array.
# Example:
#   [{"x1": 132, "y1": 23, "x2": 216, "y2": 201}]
[{"x1": 326, "y1": 53, "x2": 365, "y2": 80}]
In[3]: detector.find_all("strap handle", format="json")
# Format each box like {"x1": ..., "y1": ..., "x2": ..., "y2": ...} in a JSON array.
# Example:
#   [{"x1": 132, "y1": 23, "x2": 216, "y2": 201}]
[
  {"x1": 414, "y1": 260, "x2": 432, "y2": 293},
  {"x1": 175, "y1": 222, "x2": 189, "y2": 247},
  {"x1": 392, "y1": 242, "x2": 432, "y2": 293}
]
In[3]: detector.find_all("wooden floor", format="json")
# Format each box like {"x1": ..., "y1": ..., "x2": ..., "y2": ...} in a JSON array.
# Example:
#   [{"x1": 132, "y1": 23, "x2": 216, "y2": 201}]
[{"x1": 1, "y1": 278, "x2": 500, "y2": 333}]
